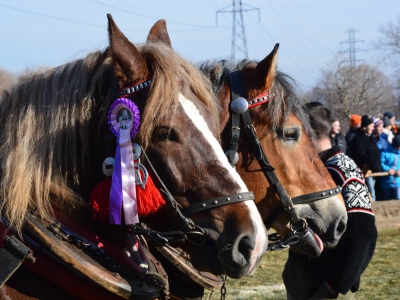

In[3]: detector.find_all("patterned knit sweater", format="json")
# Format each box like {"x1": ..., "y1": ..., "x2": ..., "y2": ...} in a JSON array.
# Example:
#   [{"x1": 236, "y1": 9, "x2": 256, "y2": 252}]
[{"x1": 283, "y1": 146, "x2": 377, "y2": 299}]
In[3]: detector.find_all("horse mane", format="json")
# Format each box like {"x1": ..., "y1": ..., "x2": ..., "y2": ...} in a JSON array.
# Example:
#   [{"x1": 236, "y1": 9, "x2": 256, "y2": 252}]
[
  {"x1": 199, "y1": 60, "x2": 310, "y2": 133},
  {"x1": 0, "y1": 42, "x2": 218, "y2": 234}
]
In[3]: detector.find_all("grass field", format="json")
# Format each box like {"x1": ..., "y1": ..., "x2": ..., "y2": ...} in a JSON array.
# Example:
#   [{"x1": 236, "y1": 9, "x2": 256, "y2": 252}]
[{"x1": 204, "y1": 228, "x2": 400, "y2": 300}]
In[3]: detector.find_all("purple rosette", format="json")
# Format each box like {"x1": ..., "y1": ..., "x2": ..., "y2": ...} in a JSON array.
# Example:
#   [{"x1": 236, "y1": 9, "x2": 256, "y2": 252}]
[
  {"x1": 107, "y1": 98, "x2": 141, "y2": 225},
  {"x1": 108, "y1": 98, "x2": 140, "y2": 138}
]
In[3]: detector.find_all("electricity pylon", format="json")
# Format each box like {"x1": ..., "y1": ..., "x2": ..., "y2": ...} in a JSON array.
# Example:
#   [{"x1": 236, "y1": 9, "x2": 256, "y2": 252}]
[{"x1": 216, "y1": 0, "x2": 260, "y2": 65}]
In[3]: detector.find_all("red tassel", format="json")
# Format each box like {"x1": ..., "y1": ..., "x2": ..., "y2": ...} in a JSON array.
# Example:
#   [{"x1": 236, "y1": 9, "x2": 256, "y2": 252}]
[
  {"x1": 90, "y1": 177, "x2": 112, "y2": 222},
  {"x1": 90, "y1": 173, "x2": 166, "y2": 222},
  {"x1": 136, "y1": 170, "x2": 166, "y2": 216}
]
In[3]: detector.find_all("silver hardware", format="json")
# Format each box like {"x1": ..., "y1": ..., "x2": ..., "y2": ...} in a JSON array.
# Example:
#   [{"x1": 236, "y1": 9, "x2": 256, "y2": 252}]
[
  {"x1": 231, "y1": 97, "x2": 249, "y2": 114},
  {"x1": 134, "y1": 159, "x2": 148, "y2": 189},
  {"x1": 102, "y1": 157, "x2": 115, "y2": 177},
  {"x1": 201, "y1": 203, "x2": 206, "y2": 207},
  {"x1": 132, "y1": 143, "x2": 142, "y2": 160},
  {"x1": 226, "y1": 197, "x2": 231, "y2": 201},
  {"x1": 212, "y1": 200, "x2": 218, "y2": 205},
  {"x1": 321, "y1": 192, "x2": 325, "y2": 197},
  {"x1": 225, "y1": 150, "x2": 239, "y2": 166}
]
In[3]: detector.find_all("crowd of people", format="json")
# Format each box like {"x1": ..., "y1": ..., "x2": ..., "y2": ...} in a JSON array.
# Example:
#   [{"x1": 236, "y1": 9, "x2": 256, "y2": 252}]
[{"x1": 330, "y1": 110, "x2": 400, "y2": 201}]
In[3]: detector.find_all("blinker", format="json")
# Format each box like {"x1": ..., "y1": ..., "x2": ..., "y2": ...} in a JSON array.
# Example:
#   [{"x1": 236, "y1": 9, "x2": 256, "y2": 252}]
[{"x1": 230, "y1": 97, "x2": 248, "y2": 114}]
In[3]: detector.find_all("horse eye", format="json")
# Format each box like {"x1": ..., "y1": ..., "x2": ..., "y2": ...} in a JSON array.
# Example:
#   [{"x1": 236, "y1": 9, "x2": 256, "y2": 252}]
[
  {"x1": 282, "y1": 128, "x2": 299, "y2": 141},
  {"x1": 156, "y1": 127, "x2": 178, "y2": 141}
]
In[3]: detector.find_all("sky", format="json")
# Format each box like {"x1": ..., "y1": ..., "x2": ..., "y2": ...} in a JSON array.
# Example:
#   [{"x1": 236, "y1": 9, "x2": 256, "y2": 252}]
[{"x1": 0, "y1": 0, "x2": 399, "y2": 92}]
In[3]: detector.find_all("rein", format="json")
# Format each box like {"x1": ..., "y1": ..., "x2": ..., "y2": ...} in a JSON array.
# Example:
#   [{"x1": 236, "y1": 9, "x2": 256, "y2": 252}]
[
  {"x1": 112, "y1": 77, "x2": 256, "y2": 246},
  {"x1": 227, "y1": 70, "x2": 341, "y2": 250}
]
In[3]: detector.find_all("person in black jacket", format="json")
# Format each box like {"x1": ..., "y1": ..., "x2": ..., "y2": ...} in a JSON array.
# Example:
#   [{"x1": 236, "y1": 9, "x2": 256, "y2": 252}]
[
  {"x1": 330, "y1": 118, "x2": 347, "y2": 154},
  {"x1": 345, "y1": 114, "x2": 361, "y2": 156},
  {"x1": 349, "y1": 115, "x2": 382, "y2": 201},
  {"x1": 283, "y1": 103, "x2": 377, "y2": 300}
]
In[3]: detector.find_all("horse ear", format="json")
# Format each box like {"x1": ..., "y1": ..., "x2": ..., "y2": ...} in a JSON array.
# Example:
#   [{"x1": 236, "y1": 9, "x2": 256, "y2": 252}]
[
  {"x1": 253, "y1": 43, "x2": 279, "y2": 90},
  {"x1": 146, "y1": 19, "x2": 172, "y2": 47},
  {"x1": 107, "y1": 14, "x2": 149, "y2": 86}
]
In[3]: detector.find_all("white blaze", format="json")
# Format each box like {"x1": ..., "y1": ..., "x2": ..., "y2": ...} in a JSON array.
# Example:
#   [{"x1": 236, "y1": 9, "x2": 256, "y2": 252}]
[{"x1": 178, "y1": 94, "x2": 268, "y2": 270}]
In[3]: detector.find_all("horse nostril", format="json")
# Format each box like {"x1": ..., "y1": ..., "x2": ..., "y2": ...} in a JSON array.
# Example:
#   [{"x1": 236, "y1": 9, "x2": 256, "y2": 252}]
[
  {"x1": 337, "y1": 216, "x2": 347, "y2": 236},
  {"x1": 237, "y1": 236, "x2": 254, "y2": 263}
]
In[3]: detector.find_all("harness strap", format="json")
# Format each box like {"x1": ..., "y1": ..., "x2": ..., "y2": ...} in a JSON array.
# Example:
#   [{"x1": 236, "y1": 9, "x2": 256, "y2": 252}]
[
  {"x1": 181, "y1": 191, "x2": 255, "y2": 217},
  {"x1": 228, "y1": 113, "x2": 241, "y2": 163},
  {"x1": 241, "y1": 109, "x2": 300, "y2": 223},
  {"x1": 0, "y1": 235, "x2": 34, "y2": 287},
  {"x1": 228, "y1": 71, "x2": 247, "y2": 163}
]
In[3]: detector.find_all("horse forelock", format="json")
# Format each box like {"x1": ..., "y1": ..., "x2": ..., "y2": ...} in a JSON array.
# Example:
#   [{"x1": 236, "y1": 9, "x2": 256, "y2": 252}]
[
  {"x1": 0, "y1": 50, "x2": 110, "y2": 233},
  {"x1": 200, "y1": 61, "x2": 311, "y2": 134},
  {"x1": 135, "y1": 43, "x2": 220, "y2": 149}
]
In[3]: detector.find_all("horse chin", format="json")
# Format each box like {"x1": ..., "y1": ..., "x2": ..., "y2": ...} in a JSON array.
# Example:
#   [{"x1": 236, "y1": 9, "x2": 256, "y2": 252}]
[
  {"x1": 185, "y1": 240, "x2": 225, "y2": 275},
  {"x1": 289, "y1": 228, "x2": 324, "y2": 257}
]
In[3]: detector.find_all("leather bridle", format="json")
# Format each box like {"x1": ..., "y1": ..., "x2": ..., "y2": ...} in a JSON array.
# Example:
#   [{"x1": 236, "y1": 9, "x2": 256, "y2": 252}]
[
  {"x1": 112, "y1": 78, "x2": 257, "y2": 246},
  {"x1": 226, "y1": 70, "x2": 341, "y2": 249}
]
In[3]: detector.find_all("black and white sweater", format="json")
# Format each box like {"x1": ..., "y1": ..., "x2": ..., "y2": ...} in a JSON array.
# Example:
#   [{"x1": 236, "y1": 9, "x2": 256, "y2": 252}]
[{"x1": 283, "y1": 146, "x2": 377, "y2": 299}]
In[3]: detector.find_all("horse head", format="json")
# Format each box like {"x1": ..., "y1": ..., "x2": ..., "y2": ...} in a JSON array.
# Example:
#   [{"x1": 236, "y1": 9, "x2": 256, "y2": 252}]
[
  {"x1": 202, "y1": 44, "x2": 347, "y2": 257},
  {"x1": 99, "y1": 15, "x2": 268, "y2": 278}
]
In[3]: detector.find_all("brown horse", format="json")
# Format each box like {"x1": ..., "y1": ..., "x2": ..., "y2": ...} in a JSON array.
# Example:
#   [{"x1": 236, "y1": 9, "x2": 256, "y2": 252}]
[
  {"x1": 0, "y1": 15, "x2": 268, "y2": 299},
  {"x1": 202, "y1": 45, "x2": 347, "y2": 256}
]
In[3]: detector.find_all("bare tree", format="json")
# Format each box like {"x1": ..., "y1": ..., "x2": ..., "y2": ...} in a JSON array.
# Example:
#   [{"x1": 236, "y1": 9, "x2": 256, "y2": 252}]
[
  {"x1": 308, "y1": 55, "x2": 395, "y2": 132},
  {"x1": 376, "y1": 15, "x2": 400, "y2": 107},
  {"x1": 377, "y1": 16, "x2": 400, "y2": 62}
]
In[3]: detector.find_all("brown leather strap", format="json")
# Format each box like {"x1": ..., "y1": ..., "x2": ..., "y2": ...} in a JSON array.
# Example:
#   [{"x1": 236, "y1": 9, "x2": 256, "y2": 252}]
[{"x1": 181, "y1": 191, "x2": 255, "y2": 217}]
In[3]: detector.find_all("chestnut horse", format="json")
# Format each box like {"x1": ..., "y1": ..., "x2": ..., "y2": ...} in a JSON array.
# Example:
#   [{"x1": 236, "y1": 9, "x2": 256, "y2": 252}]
[
  {"x1": 0, "y1": 15, "x2": 268, "y2": 299},
  {"x1": 202, "y1": 44, "x2": 347, "y2": 256}
]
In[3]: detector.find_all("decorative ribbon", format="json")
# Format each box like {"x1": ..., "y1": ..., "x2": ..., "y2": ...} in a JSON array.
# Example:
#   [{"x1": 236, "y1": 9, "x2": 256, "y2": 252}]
[{"x1": 107, "y1": 98, "x2": 140, "y2": 225}]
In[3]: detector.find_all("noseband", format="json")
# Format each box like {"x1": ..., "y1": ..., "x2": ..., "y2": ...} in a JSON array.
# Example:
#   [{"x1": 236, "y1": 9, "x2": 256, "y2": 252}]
[
  {"x1": 226, "y1": 70, "x2": 341, "y2": 248},
  {"x1": 113, "y1": 78, "x2": 255, "y2": 246}
]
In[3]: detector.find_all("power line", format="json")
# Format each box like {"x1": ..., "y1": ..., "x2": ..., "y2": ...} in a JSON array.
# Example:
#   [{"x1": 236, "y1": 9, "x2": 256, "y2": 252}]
[
  {"x1": 275, "y1": 2, "x2": 332, "y2": 56},
  {"x1": 0, "y1": 3, "x2": 107, "y2": 29},
  {"x1": 89, "y1": 0, "x2": 214, "y2": 29},
  {"x1": 264, "y1": 0, "x2": 324, "y2": 63}
]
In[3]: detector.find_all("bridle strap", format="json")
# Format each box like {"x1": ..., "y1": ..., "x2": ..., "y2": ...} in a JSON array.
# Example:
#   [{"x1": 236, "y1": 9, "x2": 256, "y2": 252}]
[
  {"x1": 228, "y1": 70, "x2": 294, "y2": 214},
  {"x1": 241, "y1": 110, "x2": 297, "y2": 216},
  {"x1": 227, "y1": 71, "x2": 246, "y2": 164},
  {"x1": 292, "y1": 186, "x2": 342, "y2": 205},
  {"x1": 181, "y1": 192, "x2": 254, "y2": 217}
]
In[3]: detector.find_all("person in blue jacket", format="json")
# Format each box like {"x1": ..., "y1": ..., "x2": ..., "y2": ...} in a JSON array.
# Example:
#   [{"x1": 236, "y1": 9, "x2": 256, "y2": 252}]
[{"x1": 380, "y1": 135, "x2": 400, "y2": 200}]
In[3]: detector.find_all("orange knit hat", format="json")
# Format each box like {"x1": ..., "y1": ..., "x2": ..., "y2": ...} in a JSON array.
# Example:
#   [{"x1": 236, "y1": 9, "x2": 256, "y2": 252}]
[{"x1": 350, "y1": 114, "x2": 362, "y2": 127}]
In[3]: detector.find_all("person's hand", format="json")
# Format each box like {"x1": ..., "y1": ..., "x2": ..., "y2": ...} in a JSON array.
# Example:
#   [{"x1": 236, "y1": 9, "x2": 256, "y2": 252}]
[
  {"x1": 396, "y1": 170, "x2": 400, "y2": 176},
  {"x1": 389, "y1": 169, "x2": 395, "y2": 175}
]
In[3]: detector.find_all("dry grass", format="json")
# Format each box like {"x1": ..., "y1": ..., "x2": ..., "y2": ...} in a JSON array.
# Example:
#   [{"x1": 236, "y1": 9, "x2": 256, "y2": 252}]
[{"x1": 204, "y1": 228, "x2": 400, "y2": 300}]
